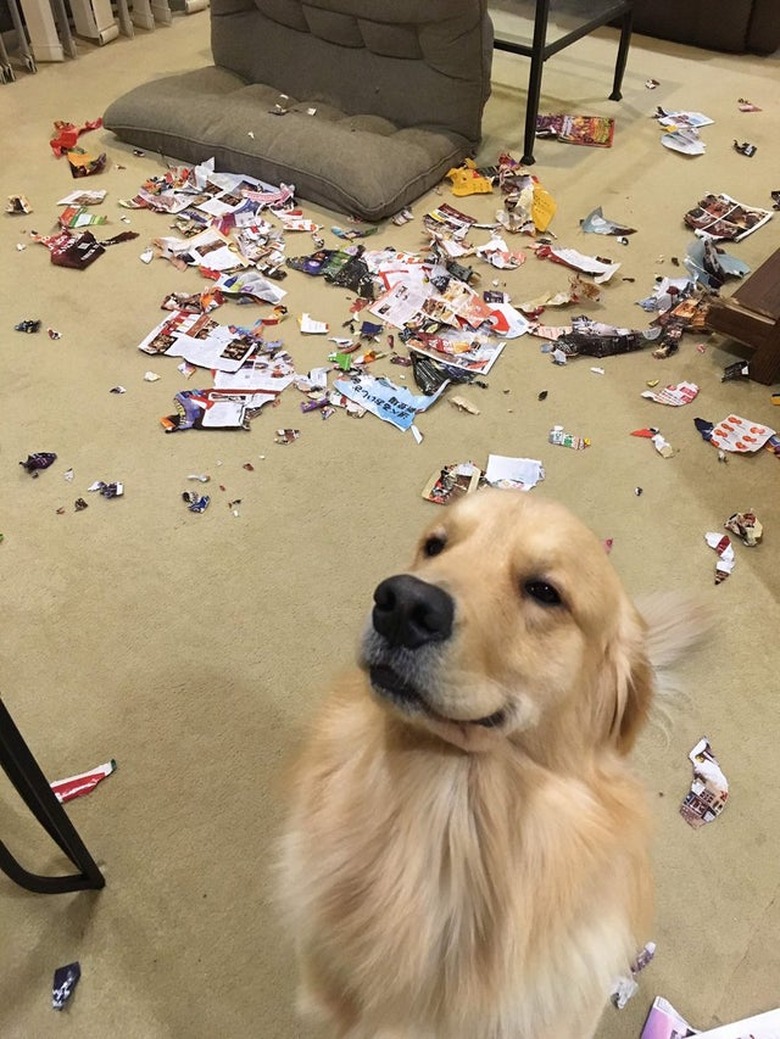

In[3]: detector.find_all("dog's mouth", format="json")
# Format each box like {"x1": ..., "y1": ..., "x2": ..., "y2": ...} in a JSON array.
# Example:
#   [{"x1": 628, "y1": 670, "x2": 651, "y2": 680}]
[{"x1": 369, "y1": 664, "x2": 506, "y2": 729}]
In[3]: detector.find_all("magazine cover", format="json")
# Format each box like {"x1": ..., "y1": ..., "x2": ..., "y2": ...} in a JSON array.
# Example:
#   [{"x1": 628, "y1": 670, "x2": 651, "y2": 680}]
[
  {"x1": 641, "y1": 996, "x2": 780, "y2": 1039},
  {"x1": 536, "y1": 114, "x2": 615, "y2": 147}
]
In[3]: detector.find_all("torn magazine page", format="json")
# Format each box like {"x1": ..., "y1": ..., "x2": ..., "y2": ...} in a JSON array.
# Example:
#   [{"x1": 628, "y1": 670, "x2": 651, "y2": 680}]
[
  {"x1": 655, "y1": 108, "x2": 714, "y2": 128},
  {"x1": 215, "y1": 270, "x2": 287, "y2": 305},
  {"x1": 138, "y1": 311, "x2": 203, "y2": 354},
  {"x1": 184, "y1": 228, "x2": 250, "y2": 271},
  {"x1": 476, "y1": 236, "x2": 526, "y2": 269},
  {"x1": 213, "y1": 350, "x2": 296, "y2": 392},
  {"x1": 683, "y1": 192, "x2": 773, "y2": 242},
  {"x1": 333, "y1": 373, "x2": 446, "y2": 431},
  {"x1": 697, "y1": 414, "x2": 776, "y2": 453},
  {"x1": 369, "y1": 281, "x2": 434, "y2": 330},
  {"x1": 641, "y1": 382, "x2": 699, "y2": 406},
  {"x1": 637, "y1": 277, "x2": 693, "y2": 314},
  {"x1": 518, "y1": 275, "x2": 600, "y2": 315},
  {"x1": 487, "y1": 301, "x2": 532, "y2": 339},
  {"x1": 661, "y1": 127, "x2": 706, "y2": 156},
  {"x1": 654, "y1": 108, "x2": 713, "y2": 155},
  {"x1": 57, "y1": 189, "x2": 107, "y2": 206},
  {"x1": 160, "y1": 388, "x2": 272, "y2": 431},
  {"x1": 422, "y1": 202, "x2": 477, "y2": 241},
  {"x1": 164, "y1": 325, "x2": 257, "y2": 373},
  {"x1": 535, "y1": 245, "x2": 620, "y2": 283},
  {"x1": 403, "y1": 330, "x2": 505, "y2": 376},
  {"x1": 680, "y1": 738, "x2": 729, "y2": 826}
]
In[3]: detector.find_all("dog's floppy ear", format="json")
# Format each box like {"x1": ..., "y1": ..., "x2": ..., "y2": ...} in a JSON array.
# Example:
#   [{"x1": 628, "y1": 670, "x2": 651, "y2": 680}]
[{"x1": 598, "y1": 599, "x2": 654, "y2": 755}]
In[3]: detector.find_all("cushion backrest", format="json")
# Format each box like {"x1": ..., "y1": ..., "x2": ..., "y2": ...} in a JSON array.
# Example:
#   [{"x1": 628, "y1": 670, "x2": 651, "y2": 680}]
[{"x1": 211, "y1": 0, "x2": 491, "y2": 143}]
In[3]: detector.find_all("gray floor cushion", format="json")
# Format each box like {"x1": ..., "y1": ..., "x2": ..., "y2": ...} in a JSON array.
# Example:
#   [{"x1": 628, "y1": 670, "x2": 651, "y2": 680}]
[
  {"x1": 104, "y1": 67, "x2": 471, "y2": 221},
  {"x1": 104, "y1": 0, "x2": 492, "y2": 221}
]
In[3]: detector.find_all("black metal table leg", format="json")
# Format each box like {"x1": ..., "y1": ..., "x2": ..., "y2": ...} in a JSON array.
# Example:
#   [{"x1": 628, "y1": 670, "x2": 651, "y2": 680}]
[
  {"x1": 610, "y1": 7, "x2": 633, "y2": 100},
  {"x1": 521, "y1": 0, "x2": 552, "y2": 165},
  {"x1": 493, "y1": 1, "x2": 634, "y2": 163},
  {"x1": 0, "y1": 698, "x2": 105, "y2": 894}
]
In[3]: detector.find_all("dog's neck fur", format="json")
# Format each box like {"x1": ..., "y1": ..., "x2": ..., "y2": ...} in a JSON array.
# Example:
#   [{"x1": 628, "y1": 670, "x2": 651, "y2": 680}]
[{"x1": 284, "y1": 676, "x2": 651, "y2": 1037}]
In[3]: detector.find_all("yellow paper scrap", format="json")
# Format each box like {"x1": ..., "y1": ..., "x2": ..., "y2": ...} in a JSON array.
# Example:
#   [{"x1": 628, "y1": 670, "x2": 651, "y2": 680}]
[
  {"x1": 445, "y1": 158, "x2": 493, "y2": 198},
  {"x1": 532, "y1": 185, "x2": 557, "y2": 233}
]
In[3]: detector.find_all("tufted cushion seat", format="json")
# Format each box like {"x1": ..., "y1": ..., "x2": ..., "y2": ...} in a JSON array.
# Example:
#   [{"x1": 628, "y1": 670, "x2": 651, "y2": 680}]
[{"x1": 104, "y1": 0, "x2": 492, "y2": 220}]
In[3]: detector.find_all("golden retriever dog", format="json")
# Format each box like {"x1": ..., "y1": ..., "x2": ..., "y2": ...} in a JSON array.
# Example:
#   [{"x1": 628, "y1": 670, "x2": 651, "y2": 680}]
[{"x1": 279, "y1": 490, "x2": 704, "y2": 1039}]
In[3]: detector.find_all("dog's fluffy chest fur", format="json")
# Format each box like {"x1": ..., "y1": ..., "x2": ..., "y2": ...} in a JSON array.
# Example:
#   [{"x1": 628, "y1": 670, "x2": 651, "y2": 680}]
[{"x1": 280, "y1": 680, "x2": 651, "y2": 1039}]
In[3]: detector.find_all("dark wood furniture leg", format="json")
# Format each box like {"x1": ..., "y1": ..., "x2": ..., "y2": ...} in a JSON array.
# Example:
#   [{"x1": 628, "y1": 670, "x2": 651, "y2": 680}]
[{"x1": 705, "y1": 247, "x2": 780, "y2": 386}]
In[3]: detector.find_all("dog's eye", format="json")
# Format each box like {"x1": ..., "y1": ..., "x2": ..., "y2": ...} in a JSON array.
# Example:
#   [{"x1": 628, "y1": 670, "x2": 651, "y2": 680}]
[
  {"x1": 423, "y1": 535, "x2": 446, "y2": 558},
  {"x1": 524, "y1": 580, "x2": 562, "y2": 606}
]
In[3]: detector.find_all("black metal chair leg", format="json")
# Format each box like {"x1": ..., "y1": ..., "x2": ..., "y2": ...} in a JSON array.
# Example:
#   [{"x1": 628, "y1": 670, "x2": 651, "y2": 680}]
[
  {"x1": 610, "y1": 8, "x2": 633, "y2": 100},
  {"x1": 0, "y1": 698, "x2": 105, "y2": 893},
  {"x1": 0, "y1": 841, "x2": 103, "y2": 893},
  {"x1": 522, "y1": 0, "x2": 552, "y2": 165}
]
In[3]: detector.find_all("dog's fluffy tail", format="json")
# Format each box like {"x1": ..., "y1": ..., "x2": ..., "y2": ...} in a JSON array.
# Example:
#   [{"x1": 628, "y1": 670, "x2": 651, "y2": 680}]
[
  {"x1": 637, "y1": 592, "x2": 712, "y2": 733},
  {"x1": 639, "y1": 592, "x2": 712, "y2": 671}
]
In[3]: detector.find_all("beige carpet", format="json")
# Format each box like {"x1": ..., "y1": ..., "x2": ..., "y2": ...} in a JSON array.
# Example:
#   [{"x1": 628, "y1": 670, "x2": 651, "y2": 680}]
[{"x1": 1, "y1": 14, "x2": 779, "y2": 1038}]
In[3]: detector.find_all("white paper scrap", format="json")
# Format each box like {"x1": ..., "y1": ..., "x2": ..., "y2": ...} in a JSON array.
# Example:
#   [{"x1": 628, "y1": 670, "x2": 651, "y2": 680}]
[
  {"x1": 485, "y1": 454, "x2": 545, "y2": 490},
  {"x1": 299, "y1": 313, "x2": 329, "y2": 334}
]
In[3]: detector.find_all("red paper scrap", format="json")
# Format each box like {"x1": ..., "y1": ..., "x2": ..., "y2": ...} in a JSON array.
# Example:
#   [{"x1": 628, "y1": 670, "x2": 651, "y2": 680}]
[
  {"x1": 51, "y1": 759, "x2": 116, "y2": 803},
  {"x1": 50, "y1": 118, "x2": 103, "y2": 157}
]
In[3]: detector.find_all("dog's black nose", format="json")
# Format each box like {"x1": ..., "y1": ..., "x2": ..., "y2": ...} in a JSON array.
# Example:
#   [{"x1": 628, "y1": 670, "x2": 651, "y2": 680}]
[{"x1": 372, "y1": 575, "x2": 454, "y2": 649}]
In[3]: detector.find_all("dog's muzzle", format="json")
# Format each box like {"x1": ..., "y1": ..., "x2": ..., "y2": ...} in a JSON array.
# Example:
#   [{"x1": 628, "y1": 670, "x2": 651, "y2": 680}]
[{"x1": 363, "y1": 575, "x2": 506, "y2": 730}]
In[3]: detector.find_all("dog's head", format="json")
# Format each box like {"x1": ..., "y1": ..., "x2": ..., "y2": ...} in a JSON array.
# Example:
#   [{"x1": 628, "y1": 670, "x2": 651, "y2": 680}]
[{"x1": 360, "y1": 490, "x2": 653, "y2": 757}]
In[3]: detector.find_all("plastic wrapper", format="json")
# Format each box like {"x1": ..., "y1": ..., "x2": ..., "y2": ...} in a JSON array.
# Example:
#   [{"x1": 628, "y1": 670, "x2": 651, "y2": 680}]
[
  {"x1": 50, "y1": 116, "x2": 102, "y2": 156},
  {"x1": 88, "y1": 481, "x2": 123, "y2": 498},
  {"x1": 548, "y1": 425, "x2": 590, "y2": 449},
  {"x1": 34, "y1": 229, "x2": 105, "y2": 270},
  {"x1": 14, "y1": 319, "x2": 41, "y2": 333},
  {"x1": 52, "y1": 962, "x2": 81, "y2": 1010},
  {"x1": 554, "y1": 316, "x2": 651, "y2": 358},
  {"x1": 19, "y1": 452, "x2": 57, "y2": 475},
  {"x1": 182, "y1": 492, "x2": 210, "y2": 513}
]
